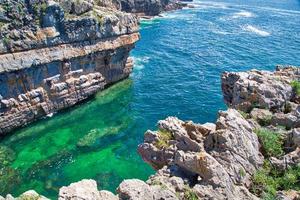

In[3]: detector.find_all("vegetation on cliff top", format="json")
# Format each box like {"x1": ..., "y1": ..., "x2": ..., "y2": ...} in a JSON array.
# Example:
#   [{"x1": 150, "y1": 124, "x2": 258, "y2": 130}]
[{"x1": 252, "y1": 126, "x2": 299, "y2": 200}]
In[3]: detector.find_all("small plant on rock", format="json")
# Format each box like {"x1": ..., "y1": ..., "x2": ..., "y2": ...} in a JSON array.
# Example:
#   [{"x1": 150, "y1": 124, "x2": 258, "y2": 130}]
[
  {"x1": 183, "y1": 187, "x2": 199, "y2": 200},
  {"x1": 255, "y1": 128, "x2": 284, "y2": 158},
  {"x1": 290, "y1": 80, "x2": 300, "y2": 96},
  {"x1": 155, "y1": 129, "x2": 174, "y2": 149}
]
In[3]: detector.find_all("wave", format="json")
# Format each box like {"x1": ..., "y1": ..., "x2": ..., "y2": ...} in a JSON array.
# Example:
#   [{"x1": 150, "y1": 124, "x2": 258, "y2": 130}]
[
  {"x1": 160, "y1": 12, "x2": 196, "y2": 20},
  {"x1": 132, "y1": 56, "x2": 150, "y2": 70},
  {"x1": 195, "y1": 1, "x2": 229, "y2": 9},
  {"x1": 243, "y1": 25, "x2": 271, "y2": 37},
  {"x1": 220, "y1": 10, "x2": 255, "y2": 21},
  {"x1": 232, "y1": 11, "x2": 254, "y2": 18}
]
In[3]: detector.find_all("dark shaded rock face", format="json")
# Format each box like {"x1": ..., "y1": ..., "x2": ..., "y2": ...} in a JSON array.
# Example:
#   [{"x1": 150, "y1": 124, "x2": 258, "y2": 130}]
[
  {"x1": 0, "y1": 0, "x2": 139, "y2": 135},
  {"x1": 119, "y1": 0, "x2": 185, "y2": 16}
]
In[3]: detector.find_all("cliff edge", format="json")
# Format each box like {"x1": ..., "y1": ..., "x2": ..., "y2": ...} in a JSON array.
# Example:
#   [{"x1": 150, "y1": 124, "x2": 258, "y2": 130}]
[{"x1": 0, "y1": 0, "x2": 140, "y2": 135}]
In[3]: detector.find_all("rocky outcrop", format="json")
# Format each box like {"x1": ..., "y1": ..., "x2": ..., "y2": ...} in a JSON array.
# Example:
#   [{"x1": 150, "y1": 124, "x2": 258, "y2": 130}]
[
  {"x1": 0, "y1": 0, "x2": 139, "y2": 135},
  {"x1": 119, "y1": 0, "x2": 186, "y2": 16},
  {"x1": 222, "y1": 65, "x2": 300, "y2": 113},
  {"x1": 138, "y1": 109, "x2": 263, "y2": 200}
]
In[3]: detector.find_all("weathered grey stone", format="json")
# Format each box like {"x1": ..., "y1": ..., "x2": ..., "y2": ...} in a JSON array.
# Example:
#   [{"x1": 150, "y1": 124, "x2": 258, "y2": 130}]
[
  {"x1": 117, "y1": 179, "x2": 153, "y2": 200},
  {"x1": 250, "y1": 108, "x2": 273, "y2": 125},
  {"x1": 222, "y1": 67, "x2": 300, "y2": 112},
  {"x1": 59, "y1": 179, "x2": 101, "y2": 200},
  {"x1": 270, "y1": 148, "x2": 300, "y2": 170},
  {"x1": 271, "y1": 112, "x2": 298, "y2": 128},
  {"x1": 276, "y1": 190, "x2": 300, "y2": 200},
  {"x1": 291, "y1": 128, "x2": 300, "y2": 147},
  {"x1": 98, "y1": 190, "x2": 118, "y2": 200},
  {"x1": 139, "y1": 109, "x2": 263, "y2": 199}
]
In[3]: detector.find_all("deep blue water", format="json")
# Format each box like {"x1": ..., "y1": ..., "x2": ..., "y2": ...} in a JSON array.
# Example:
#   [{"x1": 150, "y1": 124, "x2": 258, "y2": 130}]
[
  {"x1": 131, "y1": 0, "x2": 300, "y2": 124},
  {"x1": 1, "y1": 0, "x2": 299, "y2": 198}
]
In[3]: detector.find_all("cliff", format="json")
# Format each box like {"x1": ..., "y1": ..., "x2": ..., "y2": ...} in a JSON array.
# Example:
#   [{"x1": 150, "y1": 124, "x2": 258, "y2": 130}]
[
  {"x1": 119, "y1": 0, "x2": 185, "y2": 16},
  {"x1": 2, "y1": 66, "x2": 299, "y2": 200},
  {"x1": 0, "y1": 0, "x2": 140, "y2": 135}
]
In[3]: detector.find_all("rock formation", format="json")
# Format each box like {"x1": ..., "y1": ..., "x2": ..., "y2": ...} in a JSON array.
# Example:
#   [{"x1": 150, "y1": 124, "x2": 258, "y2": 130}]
[
  {"x1": 119, "y1": 0, "x2": 186, "y2": 16},
  {"x1": 1, "y1": 66, "x2": 300, "y2": 199},
  {"x1": 0, "y1": 0, "x2": 140, "y2": 135},
  {"x1": 0, "y1": 2, "x2": 298, "y2": 197},
  {"x1": 0, "y1": 0, "x2": 188, "y2": 136}
]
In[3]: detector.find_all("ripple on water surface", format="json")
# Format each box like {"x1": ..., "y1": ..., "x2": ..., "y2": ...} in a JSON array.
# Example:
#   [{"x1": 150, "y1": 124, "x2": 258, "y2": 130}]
[{"x1": 1, "y1": 0, "x2": 300, "y2": 198}]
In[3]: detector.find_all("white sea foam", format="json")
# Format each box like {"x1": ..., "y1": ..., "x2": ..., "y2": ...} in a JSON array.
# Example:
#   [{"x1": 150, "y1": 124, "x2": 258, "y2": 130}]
[
  {"x1": 47, "y1": 113, "x2": 54, "y2": 118},
  {"x1": 132, "y1": 56, "x2": 150, "y2": 70},
  {"x1": 232, "y1": 11, "x2": 254, "y2": 18},
  {"x1": 197, "y1": 1, "x2": 229, "y2": 9},
  {"x1": 220, "y1": 10, "x2": 255, "y2": 21},
  {"x1": 243, "y1": 25, "x2": 270, "y2": 37}
]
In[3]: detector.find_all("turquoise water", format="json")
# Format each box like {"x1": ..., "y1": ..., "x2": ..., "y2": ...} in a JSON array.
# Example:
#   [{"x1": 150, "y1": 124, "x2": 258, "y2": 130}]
[{"x1": 0, "y1": 0, "x2": 300, "y2": 198}]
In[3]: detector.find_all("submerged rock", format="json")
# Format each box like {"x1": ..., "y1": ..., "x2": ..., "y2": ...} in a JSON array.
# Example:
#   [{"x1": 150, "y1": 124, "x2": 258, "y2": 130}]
[
  {"x1": 0, "y1": 167, "x2": 21, "y2": 195},
  {"x1": 0, "y1": 145, "x2": 15, "y2": 168}
]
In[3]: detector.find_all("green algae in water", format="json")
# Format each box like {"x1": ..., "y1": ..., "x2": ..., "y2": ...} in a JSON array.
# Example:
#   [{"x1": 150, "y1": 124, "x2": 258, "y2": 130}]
[{"x1": 0, "y1": 79, "x2": 153, "y2": 198}]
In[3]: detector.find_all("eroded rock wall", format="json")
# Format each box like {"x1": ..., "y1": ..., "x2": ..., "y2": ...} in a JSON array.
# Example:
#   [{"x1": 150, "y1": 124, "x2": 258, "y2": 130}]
[{"x1": 0, "y1": 0, "x2": 139, "y2": 135}]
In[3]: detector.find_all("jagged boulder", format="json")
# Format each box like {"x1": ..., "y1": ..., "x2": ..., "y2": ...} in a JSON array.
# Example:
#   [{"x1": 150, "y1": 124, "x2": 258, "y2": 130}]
[
  {"x1": 222, "y1": 66, "x2": 300, "y2": 112},
  {"x1": 59, "y1": 179, "x2": 107, "y2": 200},
  {"x1": 138, "y1": 109, "x2": 263, "y2": 199}
]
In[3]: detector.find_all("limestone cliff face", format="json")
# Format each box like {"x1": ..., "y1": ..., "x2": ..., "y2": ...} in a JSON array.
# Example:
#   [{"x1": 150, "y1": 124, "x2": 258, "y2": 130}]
[{"x1": 0, "y1": 0, "x2": 139, "y2": 135}]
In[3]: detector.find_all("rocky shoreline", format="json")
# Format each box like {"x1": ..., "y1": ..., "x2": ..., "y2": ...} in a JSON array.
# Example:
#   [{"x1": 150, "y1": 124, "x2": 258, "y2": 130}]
[
  {"x1": 0, "y1": 0, "x2": 187, "y2": 135},
  {"x1": 1, "y1": 1, "x2": 299, "y2": 200},
  {"x1": 1, "y1": 66, "x2": 299, "y2": 199}
]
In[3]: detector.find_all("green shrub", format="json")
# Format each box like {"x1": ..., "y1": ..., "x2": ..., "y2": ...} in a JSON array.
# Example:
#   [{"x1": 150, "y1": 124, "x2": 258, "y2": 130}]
[
  {"x1": 280, "y1": 165, "x2": 300, "y2": 190},
  {"x1": 290, "y1": 80, "x2": 300, "y2": 96},
  {"x1": 154, "y1": 129, "x2": 174, "y2": 149},
  {"x1": 257, "y1": 115, "x2": 272, "y2": 126},
  {"x1": 255, "y1": 128, "x2": 284, "y2": 158},
  {"x1": 251, "y1": 162, "x2": 300, "y2": 200}
]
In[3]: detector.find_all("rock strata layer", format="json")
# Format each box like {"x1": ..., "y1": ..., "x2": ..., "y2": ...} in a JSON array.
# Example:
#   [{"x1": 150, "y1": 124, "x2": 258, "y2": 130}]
[{"x1": 0, "y1": 0, "x2": 139, "y2": 135}]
